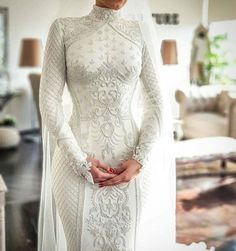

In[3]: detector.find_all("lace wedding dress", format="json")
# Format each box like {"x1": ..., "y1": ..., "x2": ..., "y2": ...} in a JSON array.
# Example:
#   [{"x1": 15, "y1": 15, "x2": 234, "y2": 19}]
[{"x1": 39, "y1": 4, "x2": 163, "y2": 251}]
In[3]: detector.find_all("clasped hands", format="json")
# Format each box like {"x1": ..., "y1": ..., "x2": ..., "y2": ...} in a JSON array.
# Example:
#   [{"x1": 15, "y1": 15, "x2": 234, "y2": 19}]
[{"x1": 86, "y1": 156, "x2": 142, "y2": 187}]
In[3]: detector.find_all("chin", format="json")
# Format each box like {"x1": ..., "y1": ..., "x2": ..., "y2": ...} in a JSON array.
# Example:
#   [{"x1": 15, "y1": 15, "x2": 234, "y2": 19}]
[
  {"x1": 108, "y1": 0, "x2": 126, "y2": 10},
  {"x1": 112, "y1": 5, "x2": 122, "y2": 10}
]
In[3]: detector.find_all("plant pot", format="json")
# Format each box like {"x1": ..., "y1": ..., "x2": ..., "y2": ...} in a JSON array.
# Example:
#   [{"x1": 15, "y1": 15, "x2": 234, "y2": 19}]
[{"x1": 0, "y1": 126, "x2": 21, "y2": 149}]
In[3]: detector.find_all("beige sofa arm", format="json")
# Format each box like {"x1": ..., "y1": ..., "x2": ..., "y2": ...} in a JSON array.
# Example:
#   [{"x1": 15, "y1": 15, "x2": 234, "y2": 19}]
[
  {"x1": 175, "y1": 90, "x2": 187, "y2": 119},
  {"x1": 228, "y1": 98, "x2": 236, "y2": 138}
]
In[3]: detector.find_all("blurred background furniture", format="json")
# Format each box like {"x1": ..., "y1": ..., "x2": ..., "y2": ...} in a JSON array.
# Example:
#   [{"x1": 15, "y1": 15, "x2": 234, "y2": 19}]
[
  {"x1": 28, "y1": 73, "x2": 42, "y2": 136},
  {"x1": 228, "y1": 92, "x2": 236, "y2": 139},
  {"x1": 175, "y1": 85, "x2": 236, "y2": 139},
  {"x1": 0, "y1": 127, "x2": 20, "y2": 149},
  {"x1": 0, "y1": 175, "x2": 7, "y2": 251},
  {"x1": 0, "y1": 89, "x2": 23, "y2": 149},
  {"x1": 0, "y1": 90, "x2": 22, "y2": 111},
  {"x1": 174, "y1": 136, "x2": 236, "y2": 178},
  {"x1": 173, "y1": 118, "x2": 184, "y2": 141},
  {"x1": 19, "y1": 38, "x2": 42, "y2": 143}
]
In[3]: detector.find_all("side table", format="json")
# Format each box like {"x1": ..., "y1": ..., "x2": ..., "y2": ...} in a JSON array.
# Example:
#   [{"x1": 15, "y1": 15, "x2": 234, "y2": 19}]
[
  {"x1": 173, "y1": 118, "x2": 184, "y2": 141},
  {"x1": 174, "y1": 136, "x2": 236, "y2": 178}
]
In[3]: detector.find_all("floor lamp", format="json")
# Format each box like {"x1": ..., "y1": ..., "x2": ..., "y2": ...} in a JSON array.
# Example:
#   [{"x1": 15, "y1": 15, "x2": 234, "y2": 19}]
[{"x1": 18, "y1": 38, "x2": 42, "y2": 143}]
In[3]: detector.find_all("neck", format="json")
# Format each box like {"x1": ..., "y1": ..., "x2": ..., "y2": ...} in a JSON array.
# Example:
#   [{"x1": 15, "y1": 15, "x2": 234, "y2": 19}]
[{"x1": 89, "y1": 4, "x2": 121, "y2": 22}]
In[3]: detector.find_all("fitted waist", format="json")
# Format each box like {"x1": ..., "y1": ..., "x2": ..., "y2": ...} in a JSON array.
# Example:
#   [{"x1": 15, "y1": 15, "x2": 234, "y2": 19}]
[
  {"x1": 68, "y1": 110, "x2": 140, "y2": 161},
  {"x1": 69, "y1": 110, "x2": 139, "y2": 139},
  {"x1": 69, "y1": 111, "x2": 139, "y2": 132}
]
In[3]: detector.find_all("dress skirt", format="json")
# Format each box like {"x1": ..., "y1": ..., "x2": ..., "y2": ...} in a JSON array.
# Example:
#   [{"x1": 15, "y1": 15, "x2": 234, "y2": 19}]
[{"x1": 51, "y1": 145, "x2": 143, "y2": 251}]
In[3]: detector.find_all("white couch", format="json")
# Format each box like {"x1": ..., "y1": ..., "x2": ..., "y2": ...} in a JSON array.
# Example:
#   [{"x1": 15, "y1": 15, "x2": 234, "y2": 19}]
[{"x1": 175, "y1": 85, "x2": 236, "y2": 139}]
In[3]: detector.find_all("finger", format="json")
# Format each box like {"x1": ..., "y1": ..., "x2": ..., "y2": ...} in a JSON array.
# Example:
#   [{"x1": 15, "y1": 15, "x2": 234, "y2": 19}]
[
  {"x1": 99, "y1": 172, "x2": 117, "y2": 180},
  {"x1": 101, "y1": 179, "x2": 123, "y2": 186},
  {"x1": 113, "y1": 165, "x2": 126, "y2": 174},
  {"x1": 97, "y1": 175, "x2": 117, "y2": 182},
  {"x1": 99, "y1": 174, "x2": 124, "y2": 186},
  {"x1": 98, "y1": 161, "x2": 113, "y2": 173},
  {"x1": 93, "y1": 169, "x2": 117, "y2": 183}
]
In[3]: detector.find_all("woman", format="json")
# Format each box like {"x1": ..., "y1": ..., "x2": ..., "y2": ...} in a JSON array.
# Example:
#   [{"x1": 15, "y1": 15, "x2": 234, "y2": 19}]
[{"x1": 37, "y1": 0, "x2": 175, "y2": 250}]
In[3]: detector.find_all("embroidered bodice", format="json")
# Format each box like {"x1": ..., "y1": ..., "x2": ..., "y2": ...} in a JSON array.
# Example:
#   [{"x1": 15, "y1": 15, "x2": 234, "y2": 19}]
[{"x1": 39, "y1": 4, "x2": 163, "y2": 184}]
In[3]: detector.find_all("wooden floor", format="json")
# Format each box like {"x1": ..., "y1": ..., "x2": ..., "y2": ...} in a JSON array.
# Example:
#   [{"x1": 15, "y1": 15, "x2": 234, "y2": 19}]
[
  {"x1": 0, "y1": 132, "x2": 236, "y2": 251},
  {"x1": 0, "y1": 134, "x2": 41, "y2": 251}
]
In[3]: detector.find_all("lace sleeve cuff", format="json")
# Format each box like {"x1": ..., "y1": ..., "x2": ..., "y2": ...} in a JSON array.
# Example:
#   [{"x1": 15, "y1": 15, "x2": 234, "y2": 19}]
[
  {"x1": 131, "y1": 145, "x2": 152, "y2": 171},
  {"x1": 71, "y1": 159, "x2": 94, "y2": 185},
  {"x1": 58, "y1": 139, "x2": 95, "y2": 184}
]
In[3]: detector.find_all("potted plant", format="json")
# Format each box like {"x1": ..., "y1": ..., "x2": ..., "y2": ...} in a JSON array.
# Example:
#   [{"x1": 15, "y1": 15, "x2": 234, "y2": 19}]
[
  {"x1": 0, "y1": 114, "x2": 17, "y2": 127},
  {"x1": 204, "y1": 33, "x2": 236, "y2": 85},
  {"x1": 0, "y1": 114, "x2": 20, "y2": 149}
]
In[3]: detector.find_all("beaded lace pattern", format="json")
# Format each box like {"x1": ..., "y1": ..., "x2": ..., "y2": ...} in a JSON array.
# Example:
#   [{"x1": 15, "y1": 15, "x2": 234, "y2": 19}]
[{"x1": 39, "y1": 4, "x2": 163, "y2": 250}]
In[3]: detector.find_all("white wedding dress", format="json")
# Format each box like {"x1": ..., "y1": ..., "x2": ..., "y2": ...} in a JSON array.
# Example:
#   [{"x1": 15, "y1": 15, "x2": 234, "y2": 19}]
[{"x1": 39, "y1": 4, "x2": 163, "y2": 251}]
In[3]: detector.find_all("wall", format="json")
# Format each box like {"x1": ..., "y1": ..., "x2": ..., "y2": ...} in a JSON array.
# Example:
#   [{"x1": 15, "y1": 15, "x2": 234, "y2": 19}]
[
  {"x1": 209, "y1": 0, "x2": 236, "y2": 22},
  {"x1": 148, "y1": 0, "x2": 202, "y2": 117},
  {"x1": 0, "y1": 0, "x2": 59, "y2": 130}
]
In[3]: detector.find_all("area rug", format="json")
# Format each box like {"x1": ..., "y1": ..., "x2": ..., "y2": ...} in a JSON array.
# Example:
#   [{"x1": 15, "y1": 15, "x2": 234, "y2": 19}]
[{"x1": 176, "y1": 175, "x2": 236, "y2": 249}]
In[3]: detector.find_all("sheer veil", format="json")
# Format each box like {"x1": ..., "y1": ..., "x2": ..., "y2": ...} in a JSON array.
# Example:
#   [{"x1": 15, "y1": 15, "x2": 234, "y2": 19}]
[
  {"x1": 121, "y1": 1, "x2": 176, "y2": 250},
  {"x1": 37, "y1": 0, "x2": 214, "y2": 250}
]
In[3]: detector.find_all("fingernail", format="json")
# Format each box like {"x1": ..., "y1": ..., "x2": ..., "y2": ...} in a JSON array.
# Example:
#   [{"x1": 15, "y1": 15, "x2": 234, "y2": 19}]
[{"x1": 109, "y1": 167, "x2": 115, "y2": 173}]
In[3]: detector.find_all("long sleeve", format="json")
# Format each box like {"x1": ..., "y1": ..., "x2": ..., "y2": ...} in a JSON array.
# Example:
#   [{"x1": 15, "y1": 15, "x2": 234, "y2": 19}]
[
  {"x1": 39, "y1": 18, "x2": 94, "y2": 184},
  {"x1": 132, "y1": 40, "x2": 164, "y2": 170}
]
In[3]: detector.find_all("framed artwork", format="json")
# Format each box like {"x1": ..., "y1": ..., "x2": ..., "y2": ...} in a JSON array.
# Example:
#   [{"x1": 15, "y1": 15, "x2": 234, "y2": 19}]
[
  {"x1": 0, "y1": 7, "x2": 8, "y2": 71},
  {"x1": 0, "y1": 7, "x2": 9, "y2": 94},
  {"x1": 152, "y1": 13, "x2": 179, "y2": 25}
]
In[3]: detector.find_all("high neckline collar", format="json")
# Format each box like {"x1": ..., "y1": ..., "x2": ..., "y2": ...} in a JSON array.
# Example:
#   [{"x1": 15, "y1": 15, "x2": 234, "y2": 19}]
[{"x1": 88, "y1": 4, "x2": 121, "y2": 22}]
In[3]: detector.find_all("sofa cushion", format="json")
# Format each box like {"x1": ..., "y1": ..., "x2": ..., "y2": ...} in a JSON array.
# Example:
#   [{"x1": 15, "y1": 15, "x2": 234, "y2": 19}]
[
  {"x1": 186, "y1": 96, "x2": 217, "y2": 113},
  {"x1": 183, "y1": 112, "x2": 228, "y2": 137}
]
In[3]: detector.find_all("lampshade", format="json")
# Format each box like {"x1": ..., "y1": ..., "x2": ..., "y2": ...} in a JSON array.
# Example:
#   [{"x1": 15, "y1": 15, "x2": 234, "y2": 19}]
[
  {"x1": 19, "y1": 38, "x2": 42, "y2": 67},
  {"x1": 161, "y1": 39, "x2": 178, "y2": 65}
]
